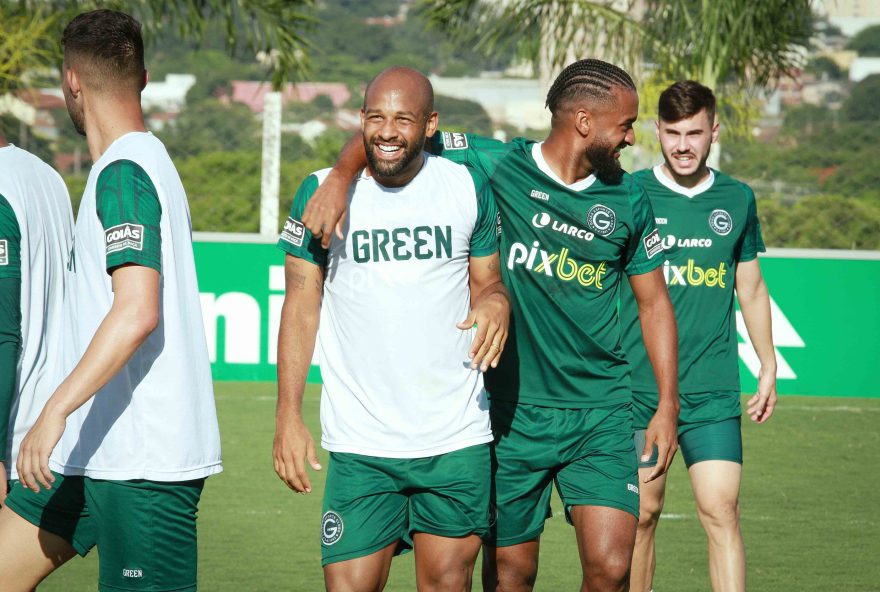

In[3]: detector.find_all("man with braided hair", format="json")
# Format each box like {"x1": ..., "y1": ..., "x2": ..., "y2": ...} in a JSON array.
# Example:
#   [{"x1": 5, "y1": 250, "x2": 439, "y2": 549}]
[{"x1": 302, "y1": 58, "x2": 679, "y2": 592}]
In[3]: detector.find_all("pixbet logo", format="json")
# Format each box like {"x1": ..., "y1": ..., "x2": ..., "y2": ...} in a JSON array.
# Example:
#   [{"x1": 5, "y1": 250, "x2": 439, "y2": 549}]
[
  {"x1": 507, "y1": 241, "x2": 607, "y2": 288},
  {"x1": 663, "y1": 259, "x2": 727, "y2": 288}
]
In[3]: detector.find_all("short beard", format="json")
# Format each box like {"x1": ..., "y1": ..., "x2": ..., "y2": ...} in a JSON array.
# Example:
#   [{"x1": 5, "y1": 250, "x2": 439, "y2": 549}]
[
  {"x1": 586, "y1": 138, "x2": 623, "y2": 184},
  {"x1": 364, "y1": 133, "x2": 424, "y2": 180},
  {"x1": 63, "y1": 88, "x2": 86, "y2": 136}
]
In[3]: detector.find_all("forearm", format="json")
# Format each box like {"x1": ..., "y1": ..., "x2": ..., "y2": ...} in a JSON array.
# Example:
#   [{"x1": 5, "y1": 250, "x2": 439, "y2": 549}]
[
  {"x1": 0, "y1": 278, "x2": 22, "y2": 462},
  {"x1": 43, "y1": 298, "x2": 155, "y2": 420},
  {"x1": 738, "y1": 280, "x2": 776, "y2": 369},
  {"x1": 639, "y1": 300, "x2": 679, "y2": 410},
  {"x1": 276, "y1": 310, "x2": 319, "y2": 425},
  {"x1": 472, "y1": 279, "x2": 509, "y2": 309},
  {"x1": 333, "y1": 134, "x2": 367, "y2": 180}
]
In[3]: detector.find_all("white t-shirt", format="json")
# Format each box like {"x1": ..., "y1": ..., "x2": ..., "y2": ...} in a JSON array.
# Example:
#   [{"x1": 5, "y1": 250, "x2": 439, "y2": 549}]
[
  {"x1": 278, "y1": 154, "x2": 500, "y2": 458},
  {"x1": 0, "y1": 145, "x2": 73, "y2": 479},
  {"x1": 50, "y1": 132, "x2": 222, "y2": 481}
]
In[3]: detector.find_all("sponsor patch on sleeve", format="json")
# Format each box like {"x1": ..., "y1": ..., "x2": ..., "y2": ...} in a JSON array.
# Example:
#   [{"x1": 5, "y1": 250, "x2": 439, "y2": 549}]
[
  {"x1": 280, "y1": 217, "x2": 305, "y2": 247},
  {"x1": 105, "y1": 223, "x2": 144, "y2": 255},
  {"x1": 643, "y1": 229, "x2": 663, "y2": 259},
  {"x1": 495, "y1": 212, "x2": 503, "y2": 237},
  {"x1": 0, "y1": 239, "x2": 7, "y2": 265},
  {"x1": 441, "y1": 131, "x2": 469, "y2": 150}
]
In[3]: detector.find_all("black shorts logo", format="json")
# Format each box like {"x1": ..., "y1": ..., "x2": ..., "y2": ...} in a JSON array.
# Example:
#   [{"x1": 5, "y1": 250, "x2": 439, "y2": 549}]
[
  {"x1": 321, "y1": 511, "x2": 344, "y2": 546},
  {"x1": 281, "y1": 217, "x2": 306, "y2": 247},
  {"x1": 105, "y1": 223, "x2": 144, "y2": 255},
  {"x1": 0, "y1": 239, "x2": 7, "y2": 266}
]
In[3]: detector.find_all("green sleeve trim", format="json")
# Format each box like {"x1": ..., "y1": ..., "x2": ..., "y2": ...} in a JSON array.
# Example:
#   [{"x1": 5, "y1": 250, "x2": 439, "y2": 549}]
[
  {"x1": 96, "y1": 160, "x2": 162, "y2": 275},
  {"x1": 277, "y1": 174, "x2": 328, "y2": 267},
  {"x1": 427, "y1": 131, "x2": 509, "y2": 179},
  {"x1": 467, "y1": 167, "x2": 501, "y2": 257},
  {"x1": 0, "y1": 195, "x2": 22, "y2": 280},
  {"x1": 0, "y1": 277, "x2": 22, "y2": 462},
  {"x1": 624, "y1": 183, "x2": 663, "y2": 276},
  {"x1": 736, "y1": 185, "x2": 766, "y2": 262}
]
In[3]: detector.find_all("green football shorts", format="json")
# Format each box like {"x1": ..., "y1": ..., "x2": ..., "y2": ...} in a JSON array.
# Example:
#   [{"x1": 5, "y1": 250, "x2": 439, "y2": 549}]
[
  {"x1": 634, "y1": 391, "x2": 743, "y2": 468},
  {"x1": 5, "y1": 471, "x2": 205, "y2": 592},
  {"x1": 320, "y1": 443, "x2": 491, "y2": 566},
  {"x1": 488, "y1": 400, "x2": 639, "y2": 547}
]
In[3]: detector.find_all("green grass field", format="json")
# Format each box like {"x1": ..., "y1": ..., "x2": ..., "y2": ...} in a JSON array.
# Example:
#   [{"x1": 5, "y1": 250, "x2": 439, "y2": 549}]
[{"x1": 38, "y1": 383, "x2": 880, "y2": 591}]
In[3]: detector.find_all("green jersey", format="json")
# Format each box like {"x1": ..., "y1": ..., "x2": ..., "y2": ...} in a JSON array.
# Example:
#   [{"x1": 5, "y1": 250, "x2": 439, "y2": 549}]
[
  {"x1": 429, "y1": 132, "x2": 663, "y2": 408},
  {"x1": 620, "y1": 166, "x2": 765, "y2": 395}
]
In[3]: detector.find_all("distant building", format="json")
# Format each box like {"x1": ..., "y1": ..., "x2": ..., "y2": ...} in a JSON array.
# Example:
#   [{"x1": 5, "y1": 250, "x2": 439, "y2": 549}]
[
  {"x1": 816, "y1": 0, "x2": 880, "y2": 36},
  {"x1": 429, "y1": 75, "x2": 547, "y2": 130},
  {"x1": 143, "y1": 74, "x2": 197, "y2": 113},
  {"x1": 849, "y1": 57, "x2": 880, "y2": 81},
  {"x1": 227, "y1": 81, "x2": 351, "y2": 114}
]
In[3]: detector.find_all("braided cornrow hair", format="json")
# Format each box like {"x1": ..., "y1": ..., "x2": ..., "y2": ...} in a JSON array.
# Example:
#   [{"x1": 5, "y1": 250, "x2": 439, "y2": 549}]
[{"x1": 545, "y1": 59, "x2": 636, "y2": 115}]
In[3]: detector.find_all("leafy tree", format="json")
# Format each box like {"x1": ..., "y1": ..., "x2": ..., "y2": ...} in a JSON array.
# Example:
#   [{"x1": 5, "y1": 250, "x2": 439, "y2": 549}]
[
  {"x1": 157, "y1": 98, "x2": 261, "y2": 160},
  {"x1": 0, "y1": 0, "x2": 315, "y2": 93},
  {"x1": 434, "y1": 95, "x2": 493, "y2": 136},
  {"x1": 805, "y1": 56, "x2": 843, "y2": 80},
  {"x1": 843, "y1": 74, "x2": 880, "y2": 122},
  {"x1": 417, "y1": 0, "x2": 813, "y2": 139},
  {"x1": 846, "y1": 24, "x2": 880, "y2": 56}
]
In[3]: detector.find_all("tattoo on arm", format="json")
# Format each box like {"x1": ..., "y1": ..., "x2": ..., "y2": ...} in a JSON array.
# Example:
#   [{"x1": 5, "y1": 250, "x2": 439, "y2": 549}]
[
  {"x1": 289, "y1": 272, "x2": 307, "y2": 291},
  {"x1": 488, "y1": 260, "x2": 498, "y2": 272}
]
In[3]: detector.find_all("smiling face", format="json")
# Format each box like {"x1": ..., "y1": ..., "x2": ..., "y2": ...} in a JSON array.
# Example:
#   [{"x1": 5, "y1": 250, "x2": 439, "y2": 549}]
[
  {"x1": 360, "y1": 69, "x2": 438, "y2": 187},
  {"x1": 656, "y1": 108, "x2": 719, "y2": 185},
  {"x1": 584, "y1": 86, "x2": 638, "y2": 183}
]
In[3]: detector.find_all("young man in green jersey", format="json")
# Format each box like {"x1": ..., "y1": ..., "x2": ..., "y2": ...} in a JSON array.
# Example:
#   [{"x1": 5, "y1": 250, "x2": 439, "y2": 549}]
[
  {"x1": 297, "y1": 59, "x2": 680, "y2": 592},
  {"x1": 621, "y1": 81, "x2": 777, "y2": 592}
]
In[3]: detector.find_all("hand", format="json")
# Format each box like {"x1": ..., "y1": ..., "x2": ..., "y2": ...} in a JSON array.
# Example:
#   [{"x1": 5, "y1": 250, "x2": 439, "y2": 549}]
[
  {"x1": 301, "y1": 170, "x2": 350, "y2": 249},
  {"x1": 642, "y1": 402, "x2": 678, "y2": 482},
  {"x1": 456, "y1": 292, "x2": 509, "y2": 372},
  {"x1": 273, "y1": 417, "x2": 322, "y2": 494},
  {"x1": 0, "y1": 461, "x2": 7, "y2": 505},
  {"x1": 747, "y1": 364, "x2": 777, "y2": 423},
  {"x1": 16, "y1": 408, "x2": 65, "y2": 493}
]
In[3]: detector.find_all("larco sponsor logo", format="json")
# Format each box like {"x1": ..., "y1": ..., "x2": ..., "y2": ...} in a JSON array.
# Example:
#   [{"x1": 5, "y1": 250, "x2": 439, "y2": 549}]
[
  {"x1": 507, "y1": 241, "x2": 607, "y2": 288},
  {"x1": 531, "y1": 212, "x2": 595, "y2": 242},
  {"x1": 105, "y1": 223, "x2": 144, "y2": 254},
  {"x1": 586, "y1": 204, "x2": 616, "y2": 236},
  {"x1": 709, "y1": 209, "x2": 732, "y2": 236},
  {"x1": 322, "y1": 511, "x2": 344, "y2": 546},
  {"x1": 661, "y1": 234, "x2": 714, "y2": 249}
]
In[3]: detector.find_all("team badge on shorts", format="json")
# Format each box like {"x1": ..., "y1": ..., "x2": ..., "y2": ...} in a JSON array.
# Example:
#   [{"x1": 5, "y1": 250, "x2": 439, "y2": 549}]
[
  {"x1": 321, "y1": 511, "x2": 344, "y2": 546},
  {"x1": 586, "y1": 204, "x2": 616, "y2": 236},
  {"x1": 708, "y1": 209, "x2": 733, "y2": 236}
]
